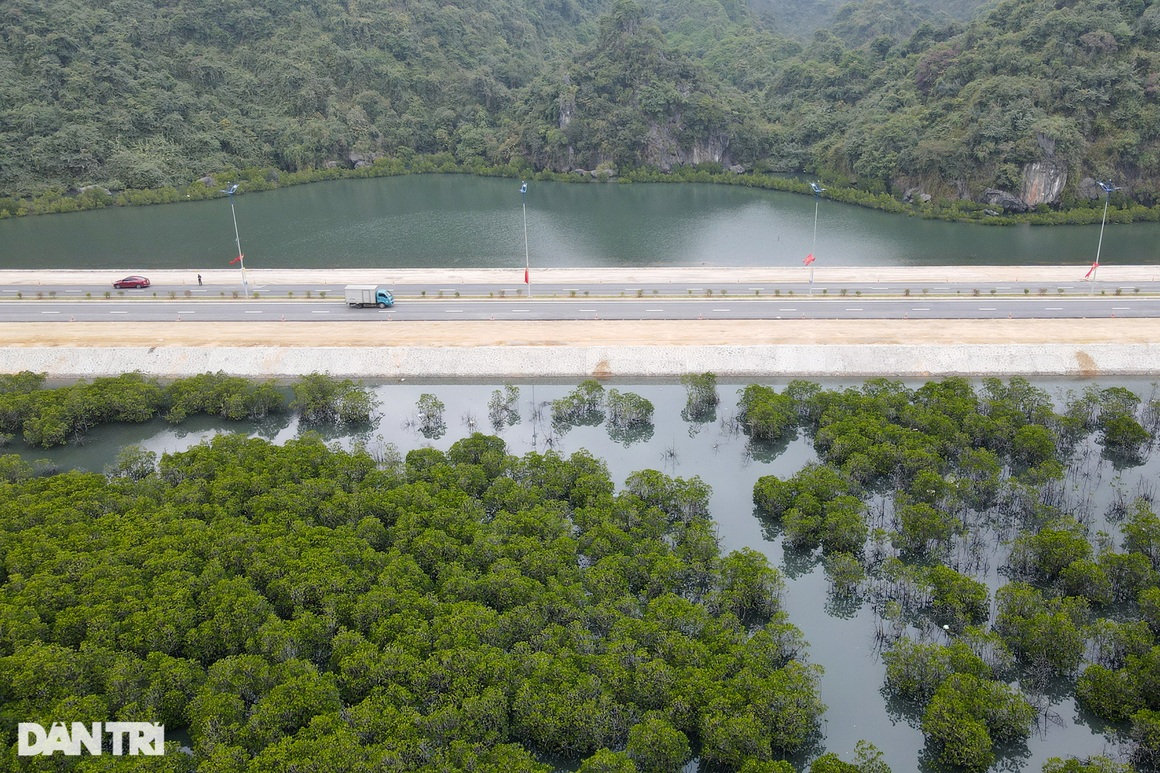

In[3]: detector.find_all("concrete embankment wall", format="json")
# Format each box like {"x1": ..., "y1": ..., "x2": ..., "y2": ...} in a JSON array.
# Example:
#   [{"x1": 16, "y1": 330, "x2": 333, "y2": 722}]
[{"x1": 4, "y1": 343, "x2": 1158, "y2": 380}]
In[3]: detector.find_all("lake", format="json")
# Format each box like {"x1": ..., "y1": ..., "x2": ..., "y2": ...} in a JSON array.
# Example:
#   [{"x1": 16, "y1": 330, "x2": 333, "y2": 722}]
[{"x1": 1, "y1": 175, "x2": 1159, "y2": 269}]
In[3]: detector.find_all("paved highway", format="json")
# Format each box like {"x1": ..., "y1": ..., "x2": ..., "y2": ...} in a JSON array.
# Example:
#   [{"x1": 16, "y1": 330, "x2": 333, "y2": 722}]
[
  {"x1": 1, "y1": 295, "x2": 1156, "y2": 322},
  {"x1": 5, "y1": 278, "x2": 1160, "y2": 301},
  {"x1": 3, "y1": 267, "x2": 1158, "y2": 322}
]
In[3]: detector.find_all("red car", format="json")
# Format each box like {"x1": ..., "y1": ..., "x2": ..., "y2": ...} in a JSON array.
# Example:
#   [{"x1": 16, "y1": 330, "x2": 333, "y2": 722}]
[{"x1": 113, "y1": 276, "x2": 150, "y2": 289}]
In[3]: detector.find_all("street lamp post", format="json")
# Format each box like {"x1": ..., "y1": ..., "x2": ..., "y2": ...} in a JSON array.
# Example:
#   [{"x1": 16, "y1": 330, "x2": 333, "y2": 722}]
[
  {"x1": 520, "y1": 181, "x2": 531, "y2": 298},
  {"x1": 221, "y1": 184, "x2": 248, "y2": 297},
  {"x1": 807, "y1": 182, "x2": 825, "y2": 296},
  {"x1": 1088, "y1": 181, "x2": 1120, "y2": 295}
]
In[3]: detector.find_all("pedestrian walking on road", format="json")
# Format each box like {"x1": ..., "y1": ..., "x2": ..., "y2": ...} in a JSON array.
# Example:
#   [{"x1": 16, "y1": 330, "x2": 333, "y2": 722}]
[{"x1": 197, "y1": 274, "x2": 202, "y2": 286}]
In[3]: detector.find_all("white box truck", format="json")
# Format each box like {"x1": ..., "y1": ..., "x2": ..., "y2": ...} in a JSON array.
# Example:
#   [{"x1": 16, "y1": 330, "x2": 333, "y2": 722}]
[{"x1": 344, "y1": 285, "x2": 394, "y2": 308}]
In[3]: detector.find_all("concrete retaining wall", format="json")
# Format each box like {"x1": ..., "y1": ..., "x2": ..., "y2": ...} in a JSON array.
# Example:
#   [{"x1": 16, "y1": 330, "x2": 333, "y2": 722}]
[{"x1": 4, "y1": 343, "x2": 1158, "y2": 379}]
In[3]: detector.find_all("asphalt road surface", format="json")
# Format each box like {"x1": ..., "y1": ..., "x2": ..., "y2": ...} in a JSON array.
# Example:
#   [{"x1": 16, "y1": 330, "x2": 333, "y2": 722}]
[
  {"x1": 0, "y1": 295, "x2": 1154, "y2": 322},
  {"x1": 3, "y1": 266, "x2": 1157, "y2": 322}
]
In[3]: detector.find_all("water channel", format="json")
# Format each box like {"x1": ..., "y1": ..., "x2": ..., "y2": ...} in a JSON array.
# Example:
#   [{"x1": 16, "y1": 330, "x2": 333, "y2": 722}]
[
  {"x1": 2, "y1": 175, "x2": 1160, "y2": 269},
  {"x1": 12, "y1": 377, "x2": 1158, "y2": 772}
]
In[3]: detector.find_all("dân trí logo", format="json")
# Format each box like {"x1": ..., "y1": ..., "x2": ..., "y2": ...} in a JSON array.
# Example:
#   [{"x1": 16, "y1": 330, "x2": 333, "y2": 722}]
[{"x1": 17, "y1": 722, "x2": 165, "y2": 756}]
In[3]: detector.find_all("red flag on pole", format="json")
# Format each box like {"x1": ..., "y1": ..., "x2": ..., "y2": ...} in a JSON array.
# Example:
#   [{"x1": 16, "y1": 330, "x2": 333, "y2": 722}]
[
  {"x1": 1084, "y1": 260, "x2": 1098, "y2": 278},
  {"x1": 230, "y1": 254, "x2": 244, "y2": 265},
  {"x1": 803, "y1": 253, "x2": 815, "y2": 266},
  {"x1": 524, "y1": 267, "x2": 529, "y2": 284}
]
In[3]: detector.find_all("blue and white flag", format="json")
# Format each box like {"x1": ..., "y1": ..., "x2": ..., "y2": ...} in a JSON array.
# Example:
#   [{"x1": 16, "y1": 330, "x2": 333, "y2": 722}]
[{"x1": 519, "y1": 181, "x2": 527, "y2": 194}]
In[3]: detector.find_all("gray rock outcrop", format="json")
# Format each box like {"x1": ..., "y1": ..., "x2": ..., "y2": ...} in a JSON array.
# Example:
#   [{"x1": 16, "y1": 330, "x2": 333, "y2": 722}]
[
  {"x1": 903, "y1": 187, "x2": 931, "y2": 204},
  {"x1": 644, "y1": 123, "x2": 731, "y2": 171},
  {"x1": 1020, "y1": 159, "x2": 1067, "y2": 207},
  {"x1": 1078, "y1": 177, "x2": 1104, "y2": 200},
  {"x1": 980, "y1": 188, "x2": 1029, "y2": 213}
]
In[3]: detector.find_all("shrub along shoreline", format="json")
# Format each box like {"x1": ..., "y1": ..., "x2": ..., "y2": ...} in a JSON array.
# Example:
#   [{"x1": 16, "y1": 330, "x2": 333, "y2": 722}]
[{"x1": 2, "y1": 156, "x2": 1154, "y2": 227}]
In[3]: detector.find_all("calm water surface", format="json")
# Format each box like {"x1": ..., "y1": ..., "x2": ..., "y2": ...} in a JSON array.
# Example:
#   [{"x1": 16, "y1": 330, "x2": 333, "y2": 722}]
[
  {"x1": 17, "y1": 378, "x2": 1157, "y2": 772},
  {"x1": 2, "y1": 176, "x2": 1159, "y2": 269}
]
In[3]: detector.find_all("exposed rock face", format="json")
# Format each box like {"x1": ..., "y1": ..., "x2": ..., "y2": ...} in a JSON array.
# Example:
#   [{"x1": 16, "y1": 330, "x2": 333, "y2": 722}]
[
  {"x1": 980, "y1": 188, "x2": 1029, "y2": 213},
  {"x1": 1036, "y1": 132, "x2": 1056, "y2": 156},
  {"x1": 1021, "y1": 159, "x2": 1067, "y2": 207},
  {"x1": 1078, "y1": 177, "x2": 1103, "y2": 200},
  {"x1": 348, "y1": 152, "x2": 375, "y2": 168},
  {"x1": 903, "y1": 187, "x2": 931, "y2": 203},
  {"x1": 558, "y1": 76, "x2": 575, "y2": 130},
  {"x1": 643, "y1": 123, "x2": 730, "y2": 171}
]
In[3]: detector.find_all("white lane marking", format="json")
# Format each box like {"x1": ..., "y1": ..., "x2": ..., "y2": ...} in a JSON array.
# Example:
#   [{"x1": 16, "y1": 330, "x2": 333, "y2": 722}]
[
  {"x1": 311, "y1": 310, "x2": 330, "y2": 314},
  {"x1": 1045, "y1": 307, "x2": 1063, "y2": 310},
  {"x1": 845, "y1": 308, "x2": 863, "y2": 311},
  {"x1": 244, "y1": 310, "x2": 262, "y2": 314},
  {"x1": 1113, "y1": 307, "x2": 1130, "y2": 310},
  {"x1": 445, "y1": 309, "x2": 464, "y2": 313},
  {"x1": 579, "y1": 309, "x2": 597, "y2": 312},
  {"x1": 712, "y1": 308, "x2": 730, "y2": 312},
  {"x1": 780, "y1": 308, "x2": 796, "y2": 311},
  {"x1": 979, "y1": 307, "x2": 996, "y2": 311},
  {"x1": 178, "y1": 310, "x2": 195, "y2": 314},
  {"x1": 748, "y1": 287, "x2": 764, "y2": 291},
  {"x1": 512, "y1": 308, "x2": 530, "y2": 312},
  {"x1": 109, "y1": 310, "x2": 128, "y2": 314},
  {"x1": 41, "y1": 310, "x2": 60, "y2": 314},
  {"x1": 646, "y1": 308, "x2": 665, "y2": 312},
  {"x1": 912, "y1": 308, "x2": 929, "y2": 311}
]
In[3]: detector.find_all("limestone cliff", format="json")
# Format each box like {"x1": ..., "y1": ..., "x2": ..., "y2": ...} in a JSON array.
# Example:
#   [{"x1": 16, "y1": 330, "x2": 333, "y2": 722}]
[
  {"x1": 643, "y1": 123, "x2": 731, "y2": 170},
  {"x1": 1020, "y1": 159, "x2": 1068, "y2": 207}
]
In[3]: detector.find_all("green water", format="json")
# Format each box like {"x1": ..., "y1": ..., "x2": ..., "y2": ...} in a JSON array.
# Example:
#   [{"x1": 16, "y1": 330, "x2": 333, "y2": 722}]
[{"x1": 2, "y1": 175, "x2": 1158, "y2": 269}]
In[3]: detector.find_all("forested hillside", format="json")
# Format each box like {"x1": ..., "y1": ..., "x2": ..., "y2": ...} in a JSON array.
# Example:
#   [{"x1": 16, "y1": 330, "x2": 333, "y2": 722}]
[{"x1": 1, "y1": 0, "x2": 1159, "y2": 215}]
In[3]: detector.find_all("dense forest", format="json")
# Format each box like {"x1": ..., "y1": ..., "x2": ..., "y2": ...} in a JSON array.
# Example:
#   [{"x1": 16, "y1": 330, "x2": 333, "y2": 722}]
[
  {"x1": 1, "y1": 372, "x2": 1160, "y2": 770},
  {"x1": 2, "y1": 0, "x2": 1160, "y2": 219}
]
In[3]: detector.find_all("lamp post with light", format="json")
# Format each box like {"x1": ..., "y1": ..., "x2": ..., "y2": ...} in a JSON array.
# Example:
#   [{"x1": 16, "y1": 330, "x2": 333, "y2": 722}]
[
  {"x1": 1087, "y1": 181, "x2": 1120, "y2": 295},
  {"x1": 221, "y1": 184, "x2": 248, "y2": 298},
  {"x1": 806, "y1": 182, "x2": 825, "y2": 296},
  {"x1": 520, "y1": 181, "x2": 531, "y2": 298}
]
